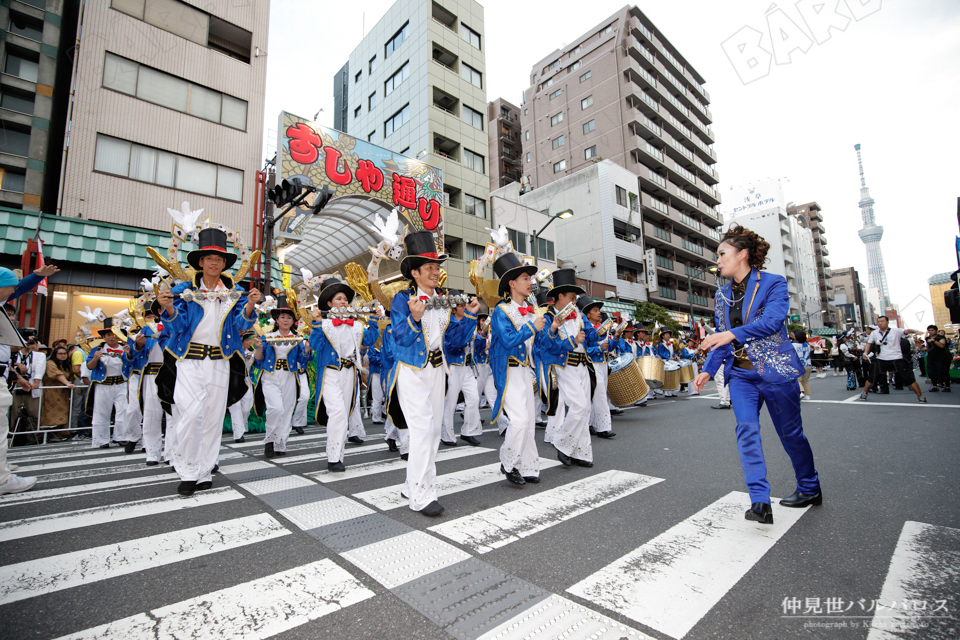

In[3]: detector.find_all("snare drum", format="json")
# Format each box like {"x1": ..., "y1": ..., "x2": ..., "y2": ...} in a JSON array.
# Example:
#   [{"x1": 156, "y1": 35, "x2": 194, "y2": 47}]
[
  {"x1": 677, "y1": 358, "x2": 697, "y2": 384},
  {"x1": 607, "y1": 353, "x2": 649, "y2": 407},
  {"x1": 638, "y1": 356, "x2": 665, "y2": 389},
  {"x1": 662, "y1": 360, "x2": 681, "y2": 391}
]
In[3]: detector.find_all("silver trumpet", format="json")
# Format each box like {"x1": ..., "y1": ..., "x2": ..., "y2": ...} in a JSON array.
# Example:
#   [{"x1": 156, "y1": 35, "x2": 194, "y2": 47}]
[{"x1": 423, "y1": 293, "x2": 471, "y2": 310}]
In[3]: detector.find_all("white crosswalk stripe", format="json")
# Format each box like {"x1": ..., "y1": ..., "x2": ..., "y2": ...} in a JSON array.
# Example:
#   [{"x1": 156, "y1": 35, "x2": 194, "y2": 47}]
[
  {"x1": 308, "y1": 446, "x2": 496, "y2": 484},
  {"x1": 429, "y1": 470, "x2": 663, "y2": 553},
  {"x1": 567, "y1": 491, "x2": 810, "y2": 639},
  {"x1": 0, "y1": 513, "x2": 290, "y2": 605},
  {"x1": 0, "y1": 474, "x2": 178, "y2": 507}
]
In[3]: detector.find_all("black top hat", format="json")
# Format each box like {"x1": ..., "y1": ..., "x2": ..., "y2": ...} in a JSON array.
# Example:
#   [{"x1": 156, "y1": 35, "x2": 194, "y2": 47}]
[
  {"x1": 576, "y1": 295, "x2": 603, "y2": 315},
  {"x1": 600, "y1": 311, "x2": 609, "y2": 322},
  {"x1": 144, "y1": 300, "x2": 161, "y2": 318},
  {"x1": 634, "y1": 323, "x2": 648, "y2": 333},
  {"x1": 317, "y1": 277, "x2": 355, "y2": 309},
  {"x1": 550, "y1": 268, "x2": 585, "y2": 297},
  {"x1": 187, "y1": 228, "x2": 238, "y2": 271},
  {"x1": 97, "y1": 317, "x2": 115, "y2": 336},
  {"x1": 535, "y1": 289, "x2": 555, "y2": 308},
  {"x1": 400, "y1": 231, "x2": 446, "y2": 280},
  {"x1": 659, "y1": 327, "x2": 673, "y2": 336},
  {"x1": 494, "y1": 252, "x2": 537, "y2": 297},
  {"x1": 271, "y1": 294, "x2": 298, "y2": 321}
]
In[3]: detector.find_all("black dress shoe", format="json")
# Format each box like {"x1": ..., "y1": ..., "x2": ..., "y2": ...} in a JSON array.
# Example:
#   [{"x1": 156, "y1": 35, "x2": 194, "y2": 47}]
[
  {"x1": 610, "y1": 408, "x2": 624, "y2": 415},
  {"x1": 557, "y1": 450, "x2": 574, "y2": 466},
  {"x1": 460, "y1": 435, "x2": 481, "y2": 446},
  {"x1": 293, "y1": 426, "x2": 305, "y2": 435},
  {"x1": 501, "y1": 464, "x2": 526, "y2": 485},
  {"x1": 523, "y1": 476, "x2": 541, "y2": 484},
  {"x1": 99, "y1": 444, "x2": 110, "y2": 449},
  {"x1": 212, "y1": 465, "x2": 219, "y2": 473},
  {"x1": 479, "y1": 418, "x2": 485, "y2": 424},
  {"x1": 400, "y1": 453, "x2": 409, "y2": 461},
  {"x1": 234, "y1": 436, "x2": 245, "y2": 443},
  {"x1": 420, "y1": 500, "x2": 444, "y2": 517},
  {"x1": 440, "y1": 439, "x2": 457, "y2": 447},
  {"x1": 711, "y1": 404, "x2": 731, "y2": 410},
  {"x1": 745, "y1": 502, "x2": 773, "y2": 524},
  {"x1": 574, "y1": 458, "x2": 594, "y2": 467},
  {"x1": 145, "y1": 460, "x2": 159, "y2": 466},
  {"x1": 327, "y1": 461, "x2": 346, "y2": 472},
  {"x1": 386, "y1": 438, "x2": 399, "y2": 452},
  {"x1": 779, "y1": 489, "x2": 822, "y2": 508},
  {"x1": 589, "y1": 426, "x2": 597, "y2": 436},
  {"x1": 274, "y1": 451, "x2": 286, "y2": 457},
  {"x1": 597, "y1": 431, "x2": 616, "y2": 439},
  {"x1": 348, "y1": 436, "x2": 364, "y2": 444},
  {"x1": 195, "y1": 481, "x2": 213, "y2": 491},
  {"x1": 177, "y1": 481, "x2": 197, "y2": 496},
  {"x1": 264, "y1": 442, "x2": 275, "y2": 458},
  {"x1": 124, "y1": 441, "x2": 137, "y2": 454},
  {"x1": 929, "y1": 387, "x2": 939, "y2": 392}
]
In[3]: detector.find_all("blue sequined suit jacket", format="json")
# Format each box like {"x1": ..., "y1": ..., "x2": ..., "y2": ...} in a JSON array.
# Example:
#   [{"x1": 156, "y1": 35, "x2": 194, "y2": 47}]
[{"x1": 703, "y1": 268, "x2": 804, "y2": 385}]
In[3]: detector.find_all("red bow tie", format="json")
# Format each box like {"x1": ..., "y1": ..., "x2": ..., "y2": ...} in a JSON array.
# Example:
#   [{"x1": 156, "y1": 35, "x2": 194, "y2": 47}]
[
  {"x1": 332, "y1": 318, "x2": 354, "y2": 327},
  {"x1": 593, "y1": 323, "x2": 601, "y2": 329},
  {"x1": 156, "y1": 323, "x2": 163, "y2": 331},
  {"x1": 419, "y1": 296, "x2": 430, "y2": 301},
  {"x1": 518, "y1": 306, "x2": 535, "y2": 316},
  {"x1": 627, "y1": 339, "x2": 634, "y2": 343}
]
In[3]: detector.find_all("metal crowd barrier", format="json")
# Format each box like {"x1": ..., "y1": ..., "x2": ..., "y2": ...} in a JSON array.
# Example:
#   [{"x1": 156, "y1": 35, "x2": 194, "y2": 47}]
[{"x1": 8, "y1": 383, "x2": 91, "y2": 447}]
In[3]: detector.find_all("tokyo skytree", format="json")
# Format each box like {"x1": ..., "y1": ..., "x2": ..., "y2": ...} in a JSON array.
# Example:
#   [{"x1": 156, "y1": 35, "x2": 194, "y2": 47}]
[{"x1": 855, "y1": 144, "x2": 890, "y2": 309}]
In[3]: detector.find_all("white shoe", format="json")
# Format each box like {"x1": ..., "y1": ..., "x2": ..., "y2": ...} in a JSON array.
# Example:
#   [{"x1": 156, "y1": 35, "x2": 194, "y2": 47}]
[
  {"x1": 7, "y1": 464, "x2": 19, "y2": 472},
  {"x1": 0, "y1": 474, "x2": 37, "y2": 495},
  {"x1": 803, "y1": 395, "x2": 811, "y2": 401}
]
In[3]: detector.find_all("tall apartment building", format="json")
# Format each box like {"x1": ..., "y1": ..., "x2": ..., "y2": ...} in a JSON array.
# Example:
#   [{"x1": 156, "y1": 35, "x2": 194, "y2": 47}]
[
  {"x1": 789, "y1": 201, "x2": 837, "y2": 326},
  {"x1": 831, "y1": 266, "x2": 870, "y2": 328},
  {"x1": 487, "y1": 97, "x2": 521, "y2": 191},
  {"x1": 2, "y1": 0, "x2": 269, "y2": 343},
  {"x1": 517, "y1": 6, "x2": 721, "y2": 322},
  {"x1": 0, "y1": 0, "x2": 78, "y2": 212},
  {"x1": 333, "y1": 0, "x2": 489, "y2": 292}
]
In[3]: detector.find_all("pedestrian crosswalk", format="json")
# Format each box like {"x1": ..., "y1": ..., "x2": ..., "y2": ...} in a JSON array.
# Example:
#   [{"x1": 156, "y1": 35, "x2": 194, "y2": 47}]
[{"x1": 2, "y1": 425, "x2": 956, "y2": 640}]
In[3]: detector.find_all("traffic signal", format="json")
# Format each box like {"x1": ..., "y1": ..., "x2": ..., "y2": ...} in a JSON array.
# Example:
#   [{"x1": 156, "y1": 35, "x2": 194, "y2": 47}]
[
  {"x1": 267, "y1": 178, "x2": 305, "y2": 208},
  {"x1": 311, "y1": 184, "x2": 333, "y2": 215}
]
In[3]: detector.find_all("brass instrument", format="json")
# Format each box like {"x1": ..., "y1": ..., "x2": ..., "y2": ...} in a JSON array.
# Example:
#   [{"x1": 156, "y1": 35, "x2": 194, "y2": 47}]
[{"x1": 421, "y1": 293, "x2": 471, "y2": 310}]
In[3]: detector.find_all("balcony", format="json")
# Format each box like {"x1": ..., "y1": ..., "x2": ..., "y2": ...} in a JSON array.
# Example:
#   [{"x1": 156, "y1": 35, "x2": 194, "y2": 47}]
[
  {"x1": 819, "y1": 245, "x2": 830, "y2": 256},
  {"x1": 825, "y1": 280, "x2": 834, "y2": 290},
  {"x1": 809, "y1": 208, "x2": 823, "y2": 222},
  {"x1": 820, "y1": 256, "x2": 831, "y2": 268},
  {"x1": 678, "y1": 237, "x2": 705, "y2": 258},
  {"x1": 785, "y1": 265, "x2": 797, "y2": 280},
  {"x1": 815, "y1": 221, "x2": 826, "y2": 234},
  {"x1": 819, "y1": 235, "x2": 827, "y2": 245},
  {"x1": 823, "y1": 267, "x2": 833, "y2": 278},
  {"x1": 781, "y1": 236, "x2": 793, "y2": 250},
  {"x1": 644, "y1": 221, "x2": 672, "y2": 246},
  {"x1": 787, "y1": 282, "x2": 798, "y2": 296},
  {"x1": 623, "y1": 55, "x2": 658, "y2": 93},
  {"x1": 613, "y1": 230, "x2": 644, "y2": 248}
]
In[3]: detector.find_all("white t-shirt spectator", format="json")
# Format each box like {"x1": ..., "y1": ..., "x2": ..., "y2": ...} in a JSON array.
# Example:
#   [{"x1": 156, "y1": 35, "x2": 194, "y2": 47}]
[{"x1": 868, "y1": 327, "x2": 905, "y2": 361}]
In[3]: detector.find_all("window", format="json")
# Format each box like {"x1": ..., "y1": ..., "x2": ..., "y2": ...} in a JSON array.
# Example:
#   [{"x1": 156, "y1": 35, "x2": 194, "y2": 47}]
[
  {"x1": 464, "y1": 193, "x2": 486, "y2": 218},
  {"x1": 463, "y1": 149, "x2": 485, "y2": 174},
  {"x1": 524, "y1": 108, "x2": 528, "y2": 115},
  {"x1": 500, "y1": 106, "x2": 510, "y2": 118},
  {"x1": 572, "y1": 60, "x2": 581, "y2": 71},
  {"x1": 549, "y1": 88, "x2": 562, "y2": 100},
  {"x1": 583, "y1": 119, "x2": 595, "y2": 134},
  {"x1": 553, "y1": 159, "x2": 566, "y2": 173},
  {"x1": 463, "y1": 105, "x2": 483, "y2": 130},
  {"x1": 461, "y1": 63, "x2": 482, "y2": 88},
  {"x1": 368, "y1": 130, "x2": 376, "y2": 143},
  {"x1": 616, "y1": 185, "x2": 628, "y2": 207},
  {"x1": 384, "y1": 104, "x2": 409, "y2": 137},
  {"x1": 580, "y1": 70, "x2": 591, "y2": 83},
  {"x1": 503, "y1": 145, "x2": 511, "y2": 157},
  {"x1": 3, "y1": 50, "x2": 38, "y2": 83},
  {"x1": 384, "y1": 62, "x2": 409, "y2": 95},
  {"x1": 0, "y1": 168, "x2": 25, "y2": 192},
  {"x1": 355, "y1": 70, "x2": 362, "y2": 83},
  {"x1": 8, "y1": 13, "x2": 44, "y2": 41},
  {"x1": 94, "y1": 134, "x2": 242, "y2": 201},
  {"x1": 385, "y1": 22, "x2": 409, "y2": 58},
  {"x1": 466, "y1": 242, "x2": 485, "y2": 261},
  {"x1": 552, "y1": 135, "x2": 564, "y2": 150},
  {"x1": 524, "y1": 130, "x2": 530, "y2": 140},
  {"x1": 546, "y1": 77, "x2": 554, "y2": 88},
  {"x1": 585, "y1": 145, "x2": 597, "y2": 160},
  {"x1": 102, "y1": 53, "x2": 248, "y2": 130},
  {"x1": 618, "y1": 263, "x2": 640, "y2": 283},
  {"x1": 535, "y1": 237, "x2": 555, "y2": 261},
  {"x1": 354, "y1": 106, "x2": 361, "y2": 118},
  {"x1": 445, "y1": 236, "x2": 463, "y2": 259},
  {"x1": 460, "y1": 23, "x2": 481, "y2": 49},
  {"x1": 573, "y1": 45, "x2": 582, "y2": 55},
  {"x1": 507, "y1": 229, "x2": 527, "y2": 253},
  {"x1": 601, "y1": 24, "x2": 613, "y2": 35},
  {"x1": 369, "y1": 92, "x2": 377, "y2": 110},
  {"x1": 525, "y1": 152, "x2": 530, "y2": 162},
  {"x1": 629, "y1": 192, "x2": 639, "y2": 212},
  {"x1": 0, "y1": 123, "x2": 31, "y2": 156},
  {"x1": 581, "y1": 95, "x2": 593, "y2": 110},
  {"x1": 369, "y1": 56, "x2": 378, "y2": 73},
  {"x1": 550, "y1": 112, "x2": 563, "y2": 126},
  {"x1": 0, "y1": 89, "x2": 35, "y2": 115}
]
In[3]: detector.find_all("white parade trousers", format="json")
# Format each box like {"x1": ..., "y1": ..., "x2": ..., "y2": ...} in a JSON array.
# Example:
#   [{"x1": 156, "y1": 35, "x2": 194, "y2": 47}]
[
  {"x1": 140, "y1": 373, "x2": 164, "y2": 462},
  {"x1": 397, "y1": 363, "x2": 444, "y2": 511},
  {"x1": 118, "y1": 373, "x2": 142, "y2": 444},
  {"x1": 370, "y1": 372, "x2": 385, "y2": 422},
  {"x1": 441, "y1": 365, "x2": 482, "y2": 441},
  {"x1": 499, "y1": 366, "x2": 539, "y2": 478},
  {"x1": 321, "y1": 366, "x2": 356, "y2": 464},
  {"x1": 173, "y1": 358, "x2": 229, "y2": 483},
  {"x1": 229, "y1": 385, "x2": 252, "y2": 440},
  {"x1": 92, "y1": 382, "x2": 127, "y2": 448},
  {"x1": 263, "y1": 370, "x2": 297, "y2": 452},
  {"x1": 553, "y1": 365, "x2": 593, "y2": 462},
  {"x1": 544, "y1": 389, "x2": 565, "y2": 445},
  {"x1": 292, "y1": 371, "x2": 309, "y2": 427},
  {"x1": 589, "y1": 363, "x2": 612, "y2": 433}
]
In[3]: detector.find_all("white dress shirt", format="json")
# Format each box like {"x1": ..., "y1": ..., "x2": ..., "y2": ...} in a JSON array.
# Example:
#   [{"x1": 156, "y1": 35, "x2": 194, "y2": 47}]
[
  {"x1": 417, "y1": 288, "x2": 442, "y2": 350},
  {"x1": 192, "y1": 279, "x2": 226, "y2": 347}
]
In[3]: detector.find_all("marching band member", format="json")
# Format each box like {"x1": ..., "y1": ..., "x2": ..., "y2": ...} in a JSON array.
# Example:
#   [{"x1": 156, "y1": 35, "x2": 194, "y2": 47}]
[
  {"x1": 253, "y1": 295, "x2": 310, "y2": 458},
  {"x1": 309, "y1": 277, "x2": 380, "y2": 472},
  {"x1": 680, "y1": 340, "x2": 701, "y2": 396},
  {"x1": 156, "y1": 228, "x2": 259, "y2": 496},
  {"x1": 543, "y1": 269, "x2": 596, "y2": 467},
  {"x1": 127, "y1": 302, "x2": 168, "y2": 463},
  {"x1": 536, "y1": 289, "x2": 565, "y2": 446},
  {"x1": 618, "y1": 324, "x2": 638, "y2": 357},
  {"x1": 228, "y1": 331, "x2": 255, "y2": 443},
  {"x1": 441, "y1": 291, "x2": 483, "y2": 447},
  {"x1": 490, "y1": 253, "x2": 545, "y2": 484},
  {"x1": 655, "y1": 329, "x2": 680, "y2": 397},
  {"x1": 368, "y1": 323, "x2": 386, "y2": 425},
  {"x1": 380, "y1": 320, "x2": 409, "y2": 458},
  {"x1": 474, "y1": 313, "x2": 493, "y2": 409},
  {"x1": 581, "y1": 299, "x2": 617, "y2": 439},
  {"x1": 118, "y1": 305, "x2": 160, "y2": 454},
  {"x1": 85, "y1": 318, "x2": 128, "y2": 449},
  {"x1": 635, "y1": 325, "x2": 655, "y2": 404},
  {"x1": 386, "y1": 231, "x2": 478, "y2": 516},
  {"x1": 291, "y1": 338, "x2": 310, "y2": 436}
]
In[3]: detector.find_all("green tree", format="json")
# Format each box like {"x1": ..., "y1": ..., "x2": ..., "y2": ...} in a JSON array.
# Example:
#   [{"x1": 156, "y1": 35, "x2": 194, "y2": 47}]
[{"x1": 632, "y1": 301, "x2": 682, "y2": 335}]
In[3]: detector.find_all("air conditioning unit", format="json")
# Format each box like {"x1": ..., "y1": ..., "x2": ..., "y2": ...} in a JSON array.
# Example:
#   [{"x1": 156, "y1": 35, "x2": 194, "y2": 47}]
[{"x1": 629, "y1": 234, "x2": 638, "y2": 242}]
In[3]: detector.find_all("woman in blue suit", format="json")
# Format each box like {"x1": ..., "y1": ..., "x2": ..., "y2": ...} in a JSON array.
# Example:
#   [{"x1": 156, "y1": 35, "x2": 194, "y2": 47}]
[{"x1": 693, "y1": 225, "x2": 821, "y2": 525}]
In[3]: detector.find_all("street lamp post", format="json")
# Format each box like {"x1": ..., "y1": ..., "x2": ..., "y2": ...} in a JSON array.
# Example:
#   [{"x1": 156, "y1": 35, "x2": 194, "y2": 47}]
[
  {"x1": 685, "y1": 265, "x2": 717, "y2": 329},
  {"x1": 804, "y1": 309, "x2": 826, "y2": 329},
  {"x1": 530, "y1": 209, "x2": 573, "y2": 267}
]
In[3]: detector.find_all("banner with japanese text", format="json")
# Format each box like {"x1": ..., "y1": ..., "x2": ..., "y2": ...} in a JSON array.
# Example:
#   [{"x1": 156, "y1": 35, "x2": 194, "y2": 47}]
[{"x1": 277, "y1": 112, "x2": 444, "y2": 253}]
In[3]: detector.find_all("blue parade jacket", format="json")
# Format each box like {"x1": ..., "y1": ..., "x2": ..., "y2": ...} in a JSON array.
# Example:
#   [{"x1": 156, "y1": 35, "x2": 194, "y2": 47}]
[
  {"x1": 488, "y1": 301, "x2": 538, "y2": 421},
  {"x1": 308, "y1": 318, "x2": 379, "y2": 423},
  {"x1": 380, "y1": 325, "x2": 394, "y2": 395},
  {"x1": 444, "y1": 313, "x2": 476, "y2": 366},
  {"x1": 703, "y1": 268, "x2": 804, "y2": 385},
  {"x1": 160, "y1": 274, "x2": 255, "y2": 359},
  {"x1": 85, "y1": 345, "x2": 127, "y2": 383},
  {"x1": 473, "y1": 332, "x2": 490, "y2": 365},
  {"x1": 544, "y1": 311, "x2": 601, "y2": 368},
  {"x1": 124, "y1": 323, "x2": 165, "y2": 374},
  {"x1": 655, "y1": 342, "x2": 679, "y2": 360},
  {"x1": 368, "y1": 344, "x2": 382, "y2": 376}
]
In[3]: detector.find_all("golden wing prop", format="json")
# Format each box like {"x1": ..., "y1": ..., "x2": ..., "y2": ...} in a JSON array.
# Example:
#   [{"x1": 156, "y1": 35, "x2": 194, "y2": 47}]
[
  {"x1": 374, "y1": 317, "x2": 389, "y2": 349},
  {"x1": 233, "y1": 250, "x2": 260, "y2": 283},
  {"x1": 145, "y1": 247, "x2": 192, "y2": 282},
  {"x1": 481, "y1": 280, "x2": 502, "y2": 308},
  {"x1": 345, "y1": 262, "x2": 374, "y2": 303},
  {"x1": 438, "y1": 268, "x2": 447, "y2": 288},
  {"x1": 469, "y1": 259, "x2": 485, "y2": 298},
  {"x1": 128, "y1": 298, "x2": 145, "y2": 332},
  {"x1": 371, "y1": 279, "x2": 408, "y2": 310}
]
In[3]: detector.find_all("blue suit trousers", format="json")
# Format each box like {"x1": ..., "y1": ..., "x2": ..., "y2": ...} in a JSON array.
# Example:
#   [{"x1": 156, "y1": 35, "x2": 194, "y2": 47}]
[{"x1": 728, "y1": 366, "x2": 820, "y2": 504}]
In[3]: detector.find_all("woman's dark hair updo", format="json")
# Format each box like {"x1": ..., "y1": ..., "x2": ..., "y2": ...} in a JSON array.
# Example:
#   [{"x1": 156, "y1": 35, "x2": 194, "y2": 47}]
[{"x1": 720, "y1": 224, "x2": 770, "y2": 271}]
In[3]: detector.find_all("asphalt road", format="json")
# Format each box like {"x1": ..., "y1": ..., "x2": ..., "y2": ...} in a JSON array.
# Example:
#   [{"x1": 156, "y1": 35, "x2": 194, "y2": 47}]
[{"x1": 1, "y1": 372, "x2": 957, "y2": 640}]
